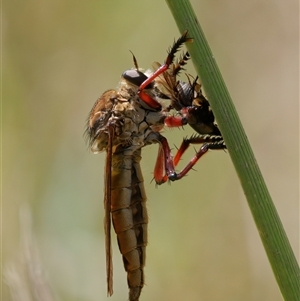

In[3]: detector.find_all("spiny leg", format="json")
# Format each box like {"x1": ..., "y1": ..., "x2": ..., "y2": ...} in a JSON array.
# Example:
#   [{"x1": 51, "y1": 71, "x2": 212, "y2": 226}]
[
  {"x1": 153, "y1": 134, "x2": 226, "y2": 184},
  {"x1": 138, "y1": 31, "x2": 192, "y2": 107},
  {"x1": 164, "y1": 112, "x2": 188, "y2": 128},
  {"x1": 151, "y1": 134, "x2": 184, "y2": 184},
  {"x1": 173, "y1": 134, "x2": 226, "y2": 166}
]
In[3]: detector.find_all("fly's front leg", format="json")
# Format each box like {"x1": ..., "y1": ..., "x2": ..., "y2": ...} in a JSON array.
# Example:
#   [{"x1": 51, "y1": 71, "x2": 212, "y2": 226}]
[
  {"x1": 164, "y1": 113, "x2": 188, "y2": 128},
  {"x1": 139, "y1": 31, "x2": 192, "y2": 92},
  {"x1": 164, "y1": 106, "x2": 210, "y2": 129},
  {"x1": 138, "y1": 31, "x2": 192, "y2": 109}
]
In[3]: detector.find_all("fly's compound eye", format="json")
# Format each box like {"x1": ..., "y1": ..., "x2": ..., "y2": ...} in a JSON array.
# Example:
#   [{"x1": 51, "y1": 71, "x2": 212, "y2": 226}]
[{"x1": 122, "y1": 70, "x2": 154, "y2": 89}]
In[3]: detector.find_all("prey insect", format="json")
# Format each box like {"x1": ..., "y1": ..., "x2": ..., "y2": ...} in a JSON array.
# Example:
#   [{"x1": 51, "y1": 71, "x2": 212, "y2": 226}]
[
  {"x1": 153, "y1": 50, "x2": 226, "y2": 182},
  {"x1": 85, "y1": 31, "x2": 226, "y2": 300},
  {"x1": 85, "y1": 31, "x2": 205, "y2": 301}
]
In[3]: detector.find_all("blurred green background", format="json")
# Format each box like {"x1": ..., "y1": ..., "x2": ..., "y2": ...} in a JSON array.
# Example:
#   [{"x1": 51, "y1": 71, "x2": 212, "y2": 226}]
[{"x1": 3, "y1": 1, "x2": 299, "y2": 301}]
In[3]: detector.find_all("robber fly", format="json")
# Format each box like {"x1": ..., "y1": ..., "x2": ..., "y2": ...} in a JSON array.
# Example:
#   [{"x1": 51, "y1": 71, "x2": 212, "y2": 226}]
[{"x1": 85, "y1": 31, "x2": 219, "y2": 301}]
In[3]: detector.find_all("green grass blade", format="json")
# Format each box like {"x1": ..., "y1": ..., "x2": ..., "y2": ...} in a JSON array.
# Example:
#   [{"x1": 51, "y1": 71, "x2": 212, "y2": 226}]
[{"x1": 165, "y1": 0, "x2": 300, "y2": 300}]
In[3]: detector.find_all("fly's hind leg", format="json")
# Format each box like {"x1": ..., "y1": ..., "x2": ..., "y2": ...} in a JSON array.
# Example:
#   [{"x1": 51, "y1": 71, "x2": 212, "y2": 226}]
[
  {"x1": 170, "y1": 135, "x2": 226, "y2": 181},
  {"x1": 173, "y1": 134, "x2": 226, "y2": 166},
  {"x1": 153, "y1": 134, "x2": 226, "y2": 184}
]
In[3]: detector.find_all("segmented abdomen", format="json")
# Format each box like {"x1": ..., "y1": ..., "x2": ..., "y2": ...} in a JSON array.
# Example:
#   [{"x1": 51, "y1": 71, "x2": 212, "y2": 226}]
[{"x1": 110, "y1": 149, "x2": 148, "y2": 301}]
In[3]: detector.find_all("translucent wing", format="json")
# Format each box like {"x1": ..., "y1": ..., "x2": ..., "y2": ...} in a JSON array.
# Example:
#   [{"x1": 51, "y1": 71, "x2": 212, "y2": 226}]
[
  {"x1": 85, "y1": 91, "x2": 116, "y2": 296},
  {"x1": 104, "y1": 126, "x2": 114, "y2": 296}
]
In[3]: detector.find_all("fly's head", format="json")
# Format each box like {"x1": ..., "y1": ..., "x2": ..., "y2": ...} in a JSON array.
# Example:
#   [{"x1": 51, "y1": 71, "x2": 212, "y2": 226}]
[
  {"x1": 121, "y1": 62, "x2": 164, "y2": 112},
  {"x1": 122, "y1": 69, "x2": 154, "y2": 91}
]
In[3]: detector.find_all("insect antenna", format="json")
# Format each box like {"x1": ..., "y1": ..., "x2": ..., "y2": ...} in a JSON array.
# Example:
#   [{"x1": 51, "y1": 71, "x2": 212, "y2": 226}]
[{"x1": 129, "y1": 50, "x2": 139, "y2": 70}]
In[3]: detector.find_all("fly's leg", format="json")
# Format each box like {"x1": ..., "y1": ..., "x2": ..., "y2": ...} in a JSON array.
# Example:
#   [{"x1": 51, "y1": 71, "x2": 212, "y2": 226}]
[
  {"x1": 164, "y1": 114, "x2": 188, "y2": 127},
  {"x1": 139, "y1": 31, "x2": 192, "y2": 91},
  {"x1": 171, "y1": 138, "x2": 225, "y2": 182},
  {"x1": 173, "y1": 135, "x2": 226, "y2": 166},
  {"x1": 154, "y1": 134, "x2": 226, "y2": 184},
  {"x1": 138, "y1": 31, "x2": 192, "y2": 109},
  {"x1": 164, "y1": 106, "x2": 198, "y2": 128},
  {"x1": 172, "y1": 51, "x2": 191, "y2": 76},
  {"x1": 165, "y1": 106, "x2": 213, "y2": 128},
  {"x1": 153, "y1": 135, "x2": 176, "y2": 184}
]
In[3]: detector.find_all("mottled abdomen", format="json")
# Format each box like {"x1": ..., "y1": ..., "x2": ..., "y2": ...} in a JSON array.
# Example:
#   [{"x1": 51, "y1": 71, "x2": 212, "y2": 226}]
[{"x1": 110, "y1": 149, "x2": 148, "y2": 301}]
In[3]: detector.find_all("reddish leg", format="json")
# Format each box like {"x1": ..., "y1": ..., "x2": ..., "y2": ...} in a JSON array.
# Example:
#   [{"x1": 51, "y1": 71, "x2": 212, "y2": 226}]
[
  {"x1": 138, "y1": 90, "x2": 162, "y2": 110},
  {"x1": 153, "y1": 134, "x2": 225, "y2": 184},
  {"x1": 164, "y1": 115, "x2": 188, "y2": 127},
  {"x1": 154, "y1": 135, "x2": 178, "y2": 184},
  {"x1": 173, "y1": 135, "x2": 225, "y2": 166},
  {"x1": 153, "y1": 144, "x2": 168, "y2": 185},
  {"x1": 138, "y1": 31, "x2": 192, "y2": 109},
  {"x1": 164, "y1": 107, "x2": 192, "y2": 127}
]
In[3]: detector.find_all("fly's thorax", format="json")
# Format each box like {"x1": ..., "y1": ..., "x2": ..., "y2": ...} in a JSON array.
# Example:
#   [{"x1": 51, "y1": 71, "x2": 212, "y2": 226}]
[
  {"x1": 87, "y1": 80, "x2": 166, "y2": 154},
  {"x1": 86, "y1": 89, "x2": 135, "y2": 153},
  {"x1": 110, "y1": 84, "x2": 165, "y2": 150},
  {"x1": 145, "y1": 111, "x2": 165, "y2": 129}
]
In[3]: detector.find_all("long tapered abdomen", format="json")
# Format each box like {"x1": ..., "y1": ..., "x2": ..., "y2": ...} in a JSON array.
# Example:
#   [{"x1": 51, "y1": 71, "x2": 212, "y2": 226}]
[{"x1": 110, "y1": 149, "x2": 148, "y2": 301}]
